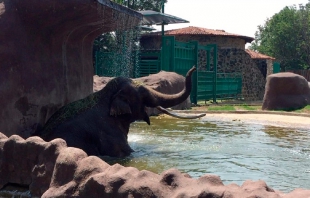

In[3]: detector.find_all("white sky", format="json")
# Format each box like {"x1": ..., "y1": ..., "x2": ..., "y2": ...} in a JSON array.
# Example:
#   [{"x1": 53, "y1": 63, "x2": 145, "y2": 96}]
[{"x1": 154, "y1": 0, "x2": 309, "y2": 41}]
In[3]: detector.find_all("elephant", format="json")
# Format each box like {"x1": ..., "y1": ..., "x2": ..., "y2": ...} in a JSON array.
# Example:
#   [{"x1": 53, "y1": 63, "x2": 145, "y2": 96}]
[{"x1": 35, "y1": 67, "x2": 205, "y2": 157}]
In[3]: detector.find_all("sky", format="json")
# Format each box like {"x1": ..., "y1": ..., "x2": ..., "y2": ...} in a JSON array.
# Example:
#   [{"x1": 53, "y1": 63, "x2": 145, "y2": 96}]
[{"x1": 153, "y1": 0, "x2": 309, "y2": 42}]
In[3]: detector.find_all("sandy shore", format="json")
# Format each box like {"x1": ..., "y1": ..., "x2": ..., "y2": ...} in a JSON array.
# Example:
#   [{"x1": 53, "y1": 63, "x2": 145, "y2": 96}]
[
  {"x1": 173, "y1": 110, "x2": 310, "y2": 129},
  {"x1": 202, "y1": 113, "x2": 310, "y2": 129}
]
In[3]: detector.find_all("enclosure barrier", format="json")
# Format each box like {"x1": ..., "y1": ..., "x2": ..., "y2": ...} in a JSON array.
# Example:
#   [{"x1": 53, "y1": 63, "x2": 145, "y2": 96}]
[
  {"x1": 95, "y1": 36, "x2": 242, "y2": 104},
  {"x1": 136, "y1": 51, "x2": 161, "y2": 77}
]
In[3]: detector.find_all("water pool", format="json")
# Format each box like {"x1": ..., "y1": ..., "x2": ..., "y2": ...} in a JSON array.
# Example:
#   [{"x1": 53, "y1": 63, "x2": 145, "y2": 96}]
[{"x1": 106, "y1": 116, "x2": 310, "y2": 193}]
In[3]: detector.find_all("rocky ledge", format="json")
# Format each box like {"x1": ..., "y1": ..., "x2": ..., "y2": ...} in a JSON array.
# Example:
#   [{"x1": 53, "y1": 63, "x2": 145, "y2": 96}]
[{"x1": 0, "y1": 132, "x2": 309, "y2": 198}]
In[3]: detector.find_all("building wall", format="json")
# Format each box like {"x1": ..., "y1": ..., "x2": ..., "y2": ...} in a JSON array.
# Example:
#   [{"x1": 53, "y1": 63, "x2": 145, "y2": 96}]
[
  {"x1": 253, "y1": 59, "x2": 267, "y2": 78},
  {"x1": 140, "y1": 34, "x2": 266, "y2": 101},
  {"x1": 217, "y1": 49, "x2": 266, "y2": 101},
  {"x1": 140, "y1": 35, "x2": 246, "y2": 50}
]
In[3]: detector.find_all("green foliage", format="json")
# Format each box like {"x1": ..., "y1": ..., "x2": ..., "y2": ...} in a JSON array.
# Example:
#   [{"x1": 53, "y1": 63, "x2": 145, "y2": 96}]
[
  {"x1": 112, "y1": 0, "x2": 167, "y2": 12},
  {"x1": 208, "y1": 105, "x2": 236, "y2": 111},
  {"x1": 111, "y1": 0, "x2": 125, "y2": 4},
  {"x1": 304, "y1": 105, "x2": 310, "y2": 110},
  {"x1": 250, "y1": 1, "x2": 310, "y2": 70},
  {"x1": 241, "y1": 105, "x2": 257, "y2": 111},
  {"x1": 93, "y1": 33, "x2": 116, "y2": 53}
]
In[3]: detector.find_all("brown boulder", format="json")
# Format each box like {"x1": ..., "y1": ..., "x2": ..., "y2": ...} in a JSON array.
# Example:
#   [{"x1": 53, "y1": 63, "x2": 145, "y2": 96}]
[
  {"x1": 262, "y1": 72, "x2": 310, "y2": 110},
  {"x1": 1, "y1": 132, "x2": 310, "y2": 197},
  {"x1": 0, "y1": 132, "x2": 67, "y2": 197},
  {"x1": 0, "y1": 135, "x2": 45, "y2": 187},
  {"x1": 30, "y1": 138, "x2": 68, "y2": 196}
]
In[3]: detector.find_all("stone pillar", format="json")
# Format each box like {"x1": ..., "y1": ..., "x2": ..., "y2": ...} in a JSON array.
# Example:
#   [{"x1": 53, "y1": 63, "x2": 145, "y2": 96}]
[{"x1": 266, "y1": 59, "x2": 274, "y2": 76}]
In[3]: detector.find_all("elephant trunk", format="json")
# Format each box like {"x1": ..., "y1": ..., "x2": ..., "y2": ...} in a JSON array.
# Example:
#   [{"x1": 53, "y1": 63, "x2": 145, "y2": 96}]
[{"x1": 140, "y1": 66, "x2": 196, "y2": 108}]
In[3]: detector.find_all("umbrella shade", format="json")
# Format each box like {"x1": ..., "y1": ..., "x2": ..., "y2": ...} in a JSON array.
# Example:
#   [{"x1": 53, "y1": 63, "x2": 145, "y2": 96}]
[{"x1": 138, "y1": 10, "x2": 189, "y2": 25}]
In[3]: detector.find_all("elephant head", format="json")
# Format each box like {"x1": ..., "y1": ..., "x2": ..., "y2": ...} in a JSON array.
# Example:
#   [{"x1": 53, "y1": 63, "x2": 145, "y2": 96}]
[
  {"x1": 108, "y1": 66, "x2": 204, "y2": 124},
  {"x1": 38, "y1": 67, "x2": 205, "y2": 157}
]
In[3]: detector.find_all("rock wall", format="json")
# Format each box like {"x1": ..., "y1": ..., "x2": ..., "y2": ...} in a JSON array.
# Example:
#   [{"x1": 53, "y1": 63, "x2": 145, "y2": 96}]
[
  {"x1": 141, "y1": 34, "x2": 246, "y2": 50},
  {"x1": 0, "y1": 0, "x2": 141, "y2": 138},
  {"x1": 217, "y1": 49, "x2": 266, "y2": 101},
  {"x1": 1, "y1": 132, "x2": 310, "y2": 197},
  {"x1": 253, "y1": 59, "x2": 267, "y2": 78}
]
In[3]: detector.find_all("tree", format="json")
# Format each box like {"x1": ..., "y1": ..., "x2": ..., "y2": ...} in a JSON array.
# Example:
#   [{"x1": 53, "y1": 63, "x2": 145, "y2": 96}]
[
  {"x1": 112, "y1": 0, "x2": 167, "y2": 12},
  {"x1": 250, "y1": 1, "x2": 310, "y2": 70}
]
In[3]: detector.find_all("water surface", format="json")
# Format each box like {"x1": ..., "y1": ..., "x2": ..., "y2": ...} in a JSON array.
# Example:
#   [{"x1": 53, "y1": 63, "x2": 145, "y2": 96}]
[{"x1": 107, "y1": 116, "x2": 310, "y2": 193}]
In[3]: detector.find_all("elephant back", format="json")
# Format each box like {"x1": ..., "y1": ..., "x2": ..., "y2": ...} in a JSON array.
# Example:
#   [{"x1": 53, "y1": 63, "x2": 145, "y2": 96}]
[{"x1": 39, "y1": 92, "x2": 101, "y2": 138}]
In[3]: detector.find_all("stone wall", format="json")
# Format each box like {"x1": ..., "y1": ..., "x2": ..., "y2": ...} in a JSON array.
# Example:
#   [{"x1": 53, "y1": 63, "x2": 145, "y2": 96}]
[
  {"x1": 266, "y1": 59, "x2": 274, "y2": 76},
  {"x1": 253, "y1": 59, "x2": 267, "y2": 78},
  {"x1": 217, "y1": 49, "x2": 265, "y2": 100},
  {"x1": 252, "y1": 59, "x2": 275, "y2": 79},
  {"x1": 140, "y1": 35, "x2": 266, "y2": 101},
  {"x1": 141, "y1": 35, "x2": 246, "y2": 50}
]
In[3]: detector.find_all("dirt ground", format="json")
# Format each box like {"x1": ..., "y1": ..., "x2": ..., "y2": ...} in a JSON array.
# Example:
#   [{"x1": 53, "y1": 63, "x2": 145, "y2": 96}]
[
  {"x1": 199, "y1": 112, "x2": 310, "y2": 129},
  {"x1": 171, "y1": 102, "x2": 310, "y2": 129},
  {"x1": 182, "y1": 100, "x2": 310, "y2": 129}
]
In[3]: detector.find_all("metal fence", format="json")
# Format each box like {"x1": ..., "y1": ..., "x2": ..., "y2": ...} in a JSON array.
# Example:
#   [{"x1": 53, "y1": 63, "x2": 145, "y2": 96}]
[
  {"x1": 95, "y1": 36, "x2": 243, "y2": 104},
  {"x1": 137, "y1": 51, "x2": 161, "y2": 77}
]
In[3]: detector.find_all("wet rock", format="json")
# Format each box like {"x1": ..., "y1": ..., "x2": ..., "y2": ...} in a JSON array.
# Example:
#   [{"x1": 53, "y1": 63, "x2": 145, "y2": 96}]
[
  {"x1": 0, "y1": 132, "x2": 310, "y2": 197},
  {"x1": 30, "y1": 138, "x2": 67, "y2": 196}
]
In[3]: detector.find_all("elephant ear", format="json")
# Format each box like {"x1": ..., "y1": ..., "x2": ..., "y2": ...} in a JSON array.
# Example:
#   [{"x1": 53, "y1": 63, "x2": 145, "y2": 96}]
[{"x1": 110, "y1": 90, "x2": 132, "y2": 116}]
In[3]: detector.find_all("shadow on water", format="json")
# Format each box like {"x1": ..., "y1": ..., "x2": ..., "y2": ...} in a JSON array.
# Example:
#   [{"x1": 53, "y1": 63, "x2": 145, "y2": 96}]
[
  {"x1": 104, "y1": 116, "x2": 310, "y2": 193},
  {"x1": 0, "y1": 184, "x2": 31, "y2": 198}
]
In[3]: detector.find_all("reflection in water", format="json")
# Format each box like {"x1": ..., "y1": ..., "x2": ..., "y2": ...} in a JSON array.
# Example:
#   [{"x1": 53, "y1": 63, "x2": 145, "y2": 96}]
[
  {"x1": 106, "y1": 116, "x2": 310, "y2": 193},
  {"x1": 264, "y1": 125, "x2": 309, "y2": 144}
]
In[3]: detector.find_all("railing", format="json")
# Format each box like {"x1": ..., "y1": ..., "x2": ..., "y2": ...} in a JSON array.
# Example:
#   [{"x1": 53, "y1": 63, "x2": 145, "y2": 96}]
[
  {"x1": 137, "y1": 51, "x2": 161, "y2": 77},
  {"x1": 216, "y1": 73, "x2": 242, "y2": 100},
  {"x1": 197, "y1": 72, "x2": 242, "y2": 102},
  {"x1": 197, "y1": 71, "x2": 214, "y2": 101}
]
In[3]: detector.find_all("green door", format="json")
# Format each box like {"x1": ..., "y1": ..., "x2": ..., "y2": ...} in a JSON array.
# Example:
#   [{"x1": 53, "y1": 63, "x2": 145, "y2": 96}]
[{"x1": 273, "y1": 62, "x2": 280, "y2": 73}]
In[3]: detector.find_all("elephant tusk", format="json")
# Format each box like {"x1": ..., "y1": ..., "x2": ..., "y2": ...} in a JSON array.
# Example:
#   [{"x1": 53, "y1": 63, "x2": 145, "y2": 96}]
[{"x1": 156, "y1": 106, "x2": 206, "y2": 119}]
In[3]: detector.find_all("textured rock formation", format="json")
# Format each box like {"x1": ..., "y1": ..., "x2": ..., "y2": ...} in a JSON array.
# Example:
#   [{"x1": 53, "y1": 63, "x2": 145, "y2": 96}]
[
  {"x1": 262, "y1": 72, "x2": 310, "y2": 110},
  {"x1": 93, "y1": 70, "x2": 191, "y2": 116},
  {"x1": 0, "y1": 132, "x2": 310, "y2": 197},
  {"x1": 0, "y1": 0, "x2": 141, "y2": 138}
]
